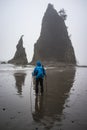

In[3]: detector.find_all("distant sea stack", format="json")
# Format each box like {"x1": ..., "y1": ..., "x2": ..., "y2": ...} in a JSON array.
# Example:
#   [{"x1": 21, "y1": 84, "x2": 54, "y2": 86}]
[
  {"x1": 8, "y1": 35, "x2": 28, "y2": 65},
  {"x1": 31, "y1": 4, "x2": 76, "y2": 65}
]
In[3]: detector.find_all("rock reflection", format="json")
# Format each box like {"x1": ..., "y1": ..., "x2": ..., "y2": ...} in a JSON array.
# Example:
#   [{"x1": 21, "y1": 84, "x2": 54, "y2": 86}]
[
  {"x1": 14, "y1": 72, "x2": 26, "y2": 95},
  {"x1": 32, "y1": 67, "x2": 76, "y2": 127}
]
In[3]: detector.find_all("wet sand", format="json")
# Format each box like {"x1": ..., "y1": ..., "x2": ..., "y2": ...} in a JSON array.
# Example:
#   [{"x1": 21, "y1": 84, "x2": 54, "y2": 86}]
[{"x1": 0, "y1": 64, "x2": 87, "y2": 130}]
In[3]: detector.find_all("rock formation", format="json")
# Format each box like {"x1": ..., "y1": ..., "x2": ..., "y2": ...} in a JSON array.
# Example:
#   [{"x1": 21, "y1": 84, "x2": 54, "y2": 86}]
[
  {"x1": 8, "y1": 35, "x2": 28, "y2": 65},
  {"x1": 31, "y1": 4, "x2": 76, "y2": 65}
]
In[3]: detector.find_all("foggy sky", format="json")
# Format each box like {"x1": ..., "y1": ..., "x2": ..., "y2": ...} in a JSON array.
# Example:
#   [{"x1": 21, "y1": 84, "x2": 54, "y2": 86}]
[{"x1": 0, "y1": 0, "x2": 87, "y2": 65}]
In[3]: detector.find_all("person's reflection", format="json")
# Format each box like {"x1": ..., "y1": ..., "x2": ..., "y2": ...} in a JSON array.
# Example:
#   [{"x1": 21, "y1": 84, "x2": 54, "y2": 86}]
[
  {"x1": 14, "y1": 72, "x2": 26, "y2": 95},
  {"x1": 32, "y1": 95, "x2": 44, "y2": 122},
  {"x1": 32, "y1": 67, "x2": 76, "y2": 127}
]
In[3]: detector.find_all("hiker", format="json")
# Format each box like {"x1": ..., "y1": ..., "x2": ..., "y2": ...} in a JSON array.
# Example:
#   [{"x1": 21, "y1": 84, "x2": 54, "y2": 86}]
[{"x1": 32, "y1": 61, "x2": 46, "y2": 95}]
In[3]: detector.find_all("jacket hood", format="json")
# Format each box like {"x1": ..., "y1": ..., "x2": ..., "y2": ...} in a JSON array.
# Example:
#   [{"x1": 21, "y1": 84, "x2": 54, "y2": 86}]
[{"x1": 36, "y1": 61, "x2": 41, "y2": 66}]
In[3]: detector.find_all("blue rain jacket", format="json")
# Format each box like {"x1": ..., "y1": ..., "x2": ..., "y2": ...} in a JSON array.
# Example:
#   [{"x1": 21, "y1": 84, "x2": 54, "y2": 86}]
[{"x1": 32, "y1": 61, "x2": 46, "y2": 79}]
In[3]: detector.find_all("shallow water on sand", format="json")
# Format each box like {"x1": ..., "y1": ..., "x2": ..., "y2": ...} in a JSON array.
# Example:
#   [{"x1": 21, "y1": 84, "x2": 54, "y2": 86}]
[{"x1": 0, "y1": 64, "x2": 87, "y2": 130}]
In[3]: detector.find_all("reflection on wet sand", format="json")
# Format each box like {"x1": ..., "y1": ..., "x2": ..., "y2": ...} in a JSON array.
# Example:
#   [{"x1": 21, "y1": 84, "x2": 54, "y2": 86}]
[
  {"x1": 14, "y1": 72, "x2": 26, "y2": 95},
  {"x1": 32, "y1": 67, "x2": 76, "y2": 128},
  {"x1": 32, "y1": 95, "x2": 44, "y2": 122}
]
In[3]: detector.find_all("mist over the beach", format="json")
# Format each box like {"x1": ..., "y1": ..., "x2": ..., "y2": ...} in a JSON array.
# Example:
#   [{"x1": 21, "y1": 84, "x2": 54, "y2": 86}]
[
  {"x1": 0, "y1": 0, "x2": 87, "y2": 65},
  {"x1": 0, "y1": 1, "x2": 87, "y2": 130}
]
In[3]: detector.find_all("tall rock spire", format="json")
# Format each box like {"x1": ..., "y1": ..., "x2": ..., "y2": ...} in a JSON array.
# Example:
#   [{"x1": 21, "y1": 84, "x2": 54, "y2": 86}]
[
  {"x1": 8, "y1": 35, "x2": 28, "y2": 65},
  {"x1": 31, "y1": 3, "x2": 76, "y2": 64}
]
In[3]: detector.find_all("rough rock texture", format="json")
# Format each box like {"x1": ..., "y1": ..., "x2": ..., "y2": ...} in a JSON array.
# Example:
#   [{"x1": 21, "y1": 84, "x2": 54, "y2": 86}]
[
  {"x1": 31, "y1": 4, "x2": 76, "y2": 65},
  {"x1": 8, "y1": 35, "x2": 28, "y2": 65}
]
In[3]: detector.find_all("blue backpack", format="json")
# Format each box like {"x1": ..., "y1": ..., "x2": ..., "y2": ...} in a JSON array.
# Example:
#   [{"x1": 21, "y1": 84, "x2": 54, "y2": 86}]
[{"x1": 36, "y1": 66, "x2": 44, "y2": 79}]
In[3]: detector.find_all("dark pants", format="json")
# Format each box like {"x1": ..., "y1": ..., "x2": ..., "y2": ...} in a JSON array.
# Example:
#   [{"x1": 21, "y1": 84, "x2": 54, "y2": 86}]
[{"x1": 36, "y1": 78, "x2": 43, "y2": 94}]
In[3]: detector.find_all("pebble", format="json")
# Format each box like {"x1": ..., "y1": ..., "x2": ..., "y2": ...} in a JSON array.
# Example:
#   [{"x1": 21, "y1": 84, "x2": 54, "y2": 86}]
[{"x1": 3, "y1": 108, "x2": 6, "y2": 111}]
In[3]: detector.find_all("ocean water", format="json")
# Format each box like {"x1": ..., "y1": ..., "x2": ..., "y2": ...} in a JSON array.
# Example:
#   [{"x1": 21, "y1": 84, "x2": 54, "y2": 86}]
[{"x1": 0, "y1": 64, "x2": 87, "y2": 130}]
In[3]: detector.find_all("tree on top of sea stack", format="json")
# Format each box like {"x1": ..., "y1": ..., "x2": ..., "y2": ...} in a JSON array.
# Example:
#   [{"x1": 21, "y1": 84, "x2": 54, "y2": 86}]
[
  {"x1": 8, "y1": 35, "x2": 28, "y2": 65},
  {"x1": 31, "y1": 3, "x2": 76, "y2": 65}
]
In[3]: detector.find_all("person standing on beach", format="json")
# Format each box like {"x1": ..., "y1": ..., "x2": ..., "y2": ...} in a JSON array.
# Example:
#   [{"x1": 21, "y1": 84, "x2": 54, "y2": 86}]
[{"x1": 32, "y1": 61, "x2": 46, "y2": 95}]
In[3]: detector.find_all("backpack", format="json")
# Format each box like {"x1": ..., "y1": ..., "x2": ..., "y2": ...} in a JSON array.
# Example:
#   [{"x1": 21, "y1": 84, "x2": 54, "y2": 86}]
[{"x1": 36, "y1": 66, "x2": 44, "y2": 78}]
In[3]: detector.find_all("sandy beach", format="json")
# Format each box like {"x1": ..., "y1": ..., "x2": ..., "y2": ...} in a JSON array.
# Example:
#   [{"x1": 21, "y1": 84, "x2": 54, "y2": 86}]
[{"x1": 0, "y1": 64, "x2": 87, "y2": 130}]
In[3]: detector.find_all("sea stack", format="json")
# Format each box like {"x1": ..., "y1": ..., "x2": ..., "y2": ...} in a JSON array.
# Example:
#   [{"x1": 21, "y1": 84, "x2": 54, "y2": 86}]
[
  {"x1": 8, "y1": 35, "x2": 28, "y2": 65},
  {"x1": 31, "y1": 4, "x2": 76, "y2": 65}
]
